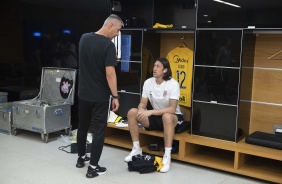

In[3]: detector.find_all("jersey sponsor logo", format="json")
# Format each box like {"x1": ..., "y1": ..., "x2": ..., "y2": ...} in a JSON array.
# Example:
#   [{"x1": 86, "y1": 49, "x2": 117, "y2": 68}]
[
  {"x1": 179, "y1": 94, "x2": 187, "y2": 103},
  {"x1": 173, "y1": 55, "x2": 188, "y2": 63}
]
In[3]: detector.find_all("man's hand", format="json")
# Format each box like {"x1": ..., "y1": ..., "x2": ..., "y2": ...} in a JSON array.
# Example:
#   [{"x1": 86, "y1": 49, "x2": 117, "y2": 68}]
[
  {"x1": 111, "y1": 98, "x2": 119, "y2": 112},
  {"x1": 136, "y1": 109, "x2": 152, "y2": 121}
]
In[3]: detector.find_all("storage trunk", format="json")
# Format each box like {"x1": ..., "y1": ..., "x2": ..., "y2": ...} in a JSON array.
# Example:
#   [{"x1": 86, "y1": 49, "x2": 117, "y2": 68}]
[
  {"x1": 0, "y1": 103, "x2": 12, "y2": 135},
  {"x1": 12, "y1": 68, "x2": 76, "y2": 142},
  {"x1": 0, "y1": 86, "x2": 39, "y2": 102}
]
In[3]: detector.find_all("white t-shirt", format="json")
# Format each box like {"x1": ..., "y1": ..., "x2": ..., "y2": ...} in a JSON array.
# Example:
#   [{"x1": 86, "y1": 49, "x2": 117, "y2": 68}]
[{"x1": 142, "y1": 77, "x2": 182, "y2": 115}]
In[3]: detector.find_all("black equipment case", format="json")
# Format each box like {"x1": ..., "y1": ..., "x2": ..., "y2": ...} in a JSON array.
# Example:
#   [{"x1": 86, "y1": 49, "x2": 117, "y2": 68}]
[{"x1": 245, "y1": 131, "x2": 282, "y2": 150}]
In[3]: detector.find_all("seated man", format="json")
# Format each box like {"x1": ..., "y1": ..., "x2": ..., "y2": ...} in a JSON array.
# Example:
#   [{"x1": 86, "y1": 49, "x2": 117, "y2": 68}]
[{"x1": 124, "y1": 58, "x2": 184, "y2": 173}]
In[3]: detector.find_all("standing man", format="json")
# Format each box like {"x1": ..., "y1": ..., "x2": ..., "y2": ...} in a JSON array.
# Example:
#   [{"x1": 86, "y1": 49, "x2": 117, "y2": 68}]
[
  {"x1": 76, "y1": 14, "x2": 123, "y2": 178},
  {"x1": 124, "y1": 58, "x2": 184, "y2": 173}
]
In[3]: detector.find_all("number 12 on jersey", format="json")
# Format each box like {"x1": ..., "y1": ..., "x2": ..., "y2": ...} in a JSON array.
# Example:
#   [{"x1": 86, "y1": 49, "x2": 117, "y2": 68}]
[{"x1": 176, "y1": 70, "x2": 186, "y2": 89}]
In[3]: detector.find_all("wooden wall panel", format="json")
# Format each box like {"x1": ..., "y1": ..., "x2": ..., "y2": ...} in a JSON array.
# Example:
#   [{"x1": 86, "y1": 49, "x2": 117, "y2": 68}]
[
  {"x1": 254, "y1": 34, "x2": 282, "y2": 68},
  {"x1": 249, "y1": 103, "x2": 282, "y2": 134},
  {"x1": 241, "y1": 34, "x2": 282, "y2": 134},
  {"x1": 238, "y1": 101, "x2": 251, "y2": 136},
  {"x1": 160, "y1": 33, "x2": 194, "y2": 57},
  {"x1": 240, "y1": 68, "x2": 253, "y2": 101},
  {"x1": 241, "y1": 33, "x2": 256, "y2": 67},
  {"x1": 180, "y1": 106, "x2": 191, "y2": 121},
  {"x1": 252, "y1": 69, "x2": 282, "y2": 104}
]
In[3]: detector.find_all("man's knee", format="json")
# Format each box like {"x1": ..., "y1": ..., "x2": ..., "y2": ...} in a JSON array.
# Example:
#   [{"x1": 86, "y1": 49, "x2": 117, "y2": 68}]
[
  {"x1": 162, "y1": 113, "x2": 177, "y2": 126},
  {"x1": 162, "y1": 113, "x2": 175, "y2": 121},
  {"x1": 127, "y1": 108, "x2": 138, "y2": 117}
]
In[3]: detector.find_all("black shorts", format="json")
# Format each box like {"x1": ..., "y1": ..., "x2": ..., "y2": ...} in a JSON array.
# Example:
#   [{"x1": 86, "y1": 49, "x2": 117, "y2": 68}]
[{"x1": 145, "y1": 114, "x2": 184, "y2": 131}]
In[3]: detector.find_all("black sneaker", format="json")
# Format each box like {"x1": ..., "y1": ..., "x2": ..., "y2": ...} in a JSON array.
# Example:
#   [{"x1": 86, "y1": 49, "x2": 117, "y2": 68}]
[
  {"x1": 76, "y1": 155, "x2": 90, "y2": 168},
  {"x1": 86, "y1": 165, "x2": 107, "y2": 178}
]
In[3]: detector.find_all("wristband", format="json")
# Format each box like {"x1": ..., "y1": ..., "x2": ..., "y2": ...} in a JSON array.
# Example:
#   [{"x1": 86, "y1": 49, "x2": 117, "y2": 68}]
[{"x1": 112, "y1": 95, "x2": 119, "y2": 99}]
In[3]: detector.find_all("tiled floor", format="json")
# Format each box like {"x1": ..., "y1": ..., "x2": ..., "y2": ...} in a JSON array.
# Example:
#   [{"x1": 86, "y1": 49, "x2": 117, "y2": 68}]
[{"x1": 0, "y1": 131, "x2": 272, "y2": 184}]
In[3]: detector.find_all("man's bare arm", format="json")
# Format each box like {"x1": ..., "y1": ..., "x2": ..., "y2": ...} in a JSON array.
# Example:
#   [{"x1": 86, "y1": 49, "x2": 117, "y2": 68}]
[
  {"x1": 150, "y1": 99, "x2": 178, "y2": 116},
  {"x1": 138, "y1": 97, "x2": 148, "y2": 111}
]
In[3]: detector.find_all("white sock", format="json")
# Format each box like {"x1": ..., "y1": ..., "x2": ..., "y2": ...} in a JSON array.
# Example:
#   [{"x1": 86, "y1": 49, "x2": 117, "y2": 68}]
[
  {"x1": 90, "y1": 165, "x2": 97, "y2": 169},
  {"x1": 133, "y1": 141, "x2": 140, "y2": 149},
  {"x1": 164, "y1": 147, "x2": 172, "y2": 156}
]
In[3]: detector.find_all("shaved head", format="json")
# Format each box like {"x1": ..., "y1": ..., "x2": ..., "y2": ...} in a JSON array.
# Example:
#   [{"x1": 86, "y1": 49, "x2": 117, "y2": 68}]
[{"x1": 104, "y1": 14, "x2": 124, "y2": 27}]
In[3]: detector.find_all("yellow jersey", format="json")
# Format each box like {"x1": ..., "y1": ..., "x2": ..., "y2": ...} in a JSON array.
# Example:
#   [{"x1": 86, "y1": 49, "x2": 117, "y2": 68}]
[{"x1": 166, "y1": 47, "x2": 194, "y2": 107}]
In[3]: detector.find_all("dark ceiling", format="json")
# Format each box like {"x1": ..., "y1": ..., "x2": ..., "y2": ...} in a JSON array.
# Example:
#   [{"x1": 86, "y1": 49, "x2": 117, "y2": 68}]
[{"x1": 197, "y1": 0, "x2": 282, "y2": 28}]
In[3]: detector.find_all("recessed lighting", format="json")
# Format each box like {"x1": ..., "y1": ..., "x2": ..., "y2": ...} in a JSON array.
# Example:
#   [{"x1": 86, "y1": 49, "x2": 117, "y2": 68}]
[
  {"x1": 213, "y1": 0, "x2": 241, "y2": 8},
  {"x1": 207, "y1": 21, "x2": 212, "y2": 23},
  {"x1": 33, "y1": 32, "x2": 41, "y2": 37},
  {"x1": 63, "y1": 30, "x2": 71, "y2": 34},
  {"x1": 203, "y1": 15, "x2": 208, "y2": 17}
]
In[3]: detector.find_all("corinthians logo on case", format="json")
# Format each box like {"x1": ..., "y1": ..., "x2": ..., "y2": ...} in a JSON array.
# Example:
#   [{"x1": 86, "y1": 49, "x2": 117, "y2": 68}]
[{"x1": 60, "y1": 72, "x2": 73, "y2": 99}]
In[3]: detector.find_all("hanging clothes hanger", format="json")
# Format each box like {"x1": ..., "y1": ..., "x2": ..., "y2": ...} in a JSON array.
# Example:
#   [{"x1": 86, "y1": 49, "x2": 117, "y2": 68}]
[
  {"x1": 178, "y1": 36, "x2": 187, "y2": 48},
  {"x1": 267, "y1": 49, "x2": 282, "y2": 60}
]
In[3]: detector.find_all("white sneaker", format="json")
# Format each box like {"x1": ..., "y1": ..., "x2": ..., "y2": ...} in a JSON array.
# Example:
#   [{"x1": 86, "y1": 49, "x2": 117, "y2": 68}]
[
  {"x1": 160, "y1": 155, "x2": 171, "y2": 173},
  {"x1": 124, "y1": 147, "x2": 142, "y2": 162}
]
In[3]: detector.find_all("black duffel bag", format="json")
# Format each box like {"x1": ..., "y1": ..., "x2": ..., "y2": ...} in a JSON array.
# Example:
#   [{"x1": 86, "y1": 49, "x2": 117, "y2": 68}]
[{"x1": 128, "y1": 154, "x2": 157, "y2": 174}]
